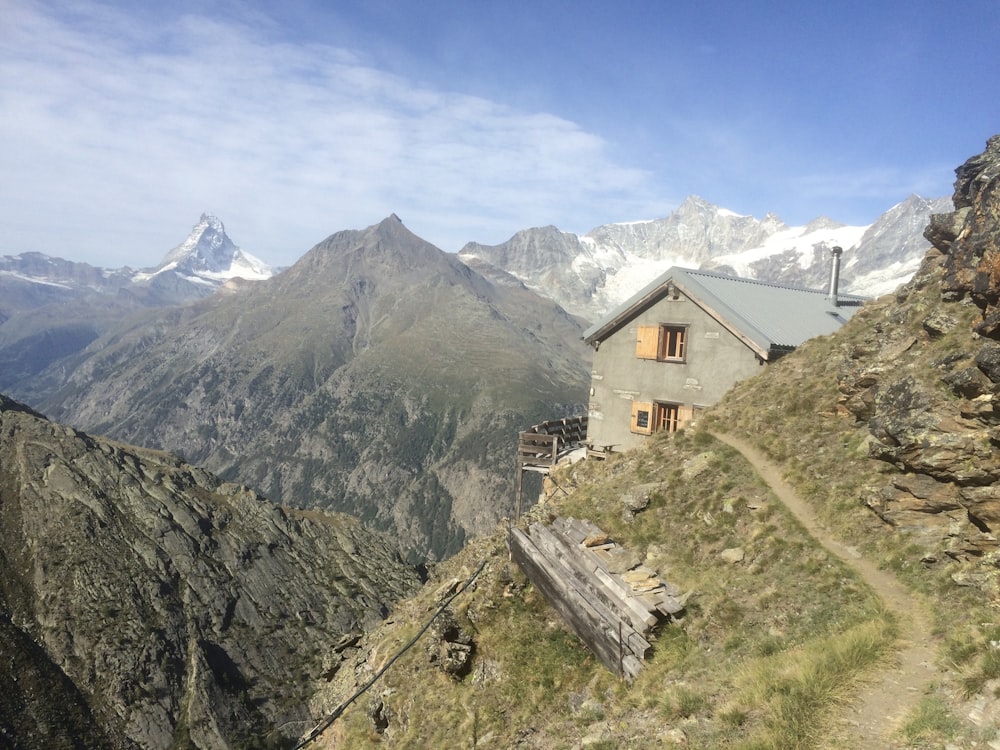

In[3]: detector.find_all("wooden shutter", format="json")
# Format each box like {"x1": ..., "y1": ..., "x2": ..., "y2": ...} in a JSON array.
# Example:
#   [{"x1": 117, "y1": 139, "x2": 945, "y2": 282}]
[
  {"x1": 630, "y1": 401, "x2": 654, "y2": 435},
  {"x1": 635, "y1": 326, "x2": 660, "y2": 359}
]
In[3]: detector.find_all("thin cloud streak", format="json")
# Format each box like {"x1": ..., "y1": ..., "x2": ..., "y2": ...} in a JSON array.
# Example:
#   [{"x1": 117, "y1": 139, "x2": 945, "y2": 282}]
[{"x1": 1, "y1": 2, "x2": 655, "y2": 267}]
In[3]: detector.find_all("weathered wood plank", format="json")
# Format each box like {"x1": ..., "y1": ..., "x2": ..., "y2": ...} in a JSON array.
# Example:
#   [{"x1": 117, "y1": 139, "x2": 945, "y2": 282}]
[
  {"x1": 526, "y1": 524, "x2": 652, "y2": 655},
  {"x1": 510, "y1": 528, "x2": 641, "y2": 678},
  {"x1": 652, "y1": 596, "x2": 685, "y2": 616},
  {"x1": 539, "y1": 524, "x2": 660, "y2": 632},
  {"x1": 552, "y1": 516, "x2": 601, "y2": 544},
  {"x1": 590, "y1": 567, "x2": 661, "y2": 630},
  {"x1": 513, "y1": 525, "x2": 651, "y2": 671},
  {"x1": 548, "y1": 516, "x2": 683, "y2": 627},
  {"x1": 509, "y1": 516, "x2": 684, "y2": 682}
]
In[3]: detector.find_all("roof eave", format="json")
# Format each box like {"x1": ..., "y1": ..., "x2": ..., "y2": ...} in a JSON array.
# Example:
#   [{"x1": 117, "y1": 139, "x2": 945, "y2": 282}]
[{"x1": 582, "y1": 273, "x2": 681, "y2": 345}]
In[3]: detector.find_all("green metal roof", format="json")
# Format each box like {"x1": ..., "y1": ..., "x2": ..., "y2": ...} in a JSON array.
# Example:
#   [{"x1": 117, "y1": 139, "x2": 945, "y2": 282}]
[{"x1": 582, "y1": 267, "x2": 865, "y2": 360}]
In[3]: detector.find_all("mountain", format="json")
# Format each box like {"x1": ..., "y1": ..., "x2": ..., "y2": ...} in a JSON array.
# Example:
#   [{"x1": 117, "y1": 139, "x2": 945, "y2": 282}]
[
  {"x1": 0, "y1": 392, "x2": 419, "y2": 748},
  {"x1": 8, "y1": 136, "x2": 1000, "y2": 748},
  {"x1": 301, "y1": 138, "x2": 1000, "y2": 749},
  {"x1": 0, "y1": 214, "x2": 273, "y2": 391},
  {"x1": 29, "y1": 215, "x2": 590, "y2": 561},
  {"x1": 459, "y1": 194, "x2": 951, "y2": 322},
  {"x1": 134, "y1": 213, "x2": 273, "y2": 288},
  {"x1": 0, "y1": 213, "x2": 271, "y2": 314}
]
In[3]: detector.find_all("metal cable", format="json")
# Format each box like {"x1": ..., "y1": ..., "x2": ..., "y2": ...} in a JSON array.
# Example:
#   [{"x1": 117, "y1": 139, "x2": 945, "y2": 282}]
[{"x1": 291, "y1": 557, "x2": 488, "y2": 749}]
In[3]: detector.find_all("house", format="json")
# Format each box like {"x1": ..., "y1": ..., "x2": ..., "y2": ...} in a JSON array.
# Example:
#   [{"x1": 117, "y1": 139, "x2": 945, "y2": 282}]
[{"x1": 582, "y1": 252, "x2": 864, "y2": 451}]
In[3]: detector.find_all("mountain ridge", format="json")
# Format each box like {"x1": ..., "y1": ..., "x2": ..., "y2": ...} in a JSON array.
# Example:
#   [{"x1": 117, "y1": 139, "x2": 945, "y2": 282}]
[
  {"x1": 30, "y1": 215, "x2": 591, "y2": 560},
  {"x1": 0, "y1": 392, "x2": 420, "y2": 748},
  {"x1": 460, "y1": 193, "x2": 950, "y2": 321}
]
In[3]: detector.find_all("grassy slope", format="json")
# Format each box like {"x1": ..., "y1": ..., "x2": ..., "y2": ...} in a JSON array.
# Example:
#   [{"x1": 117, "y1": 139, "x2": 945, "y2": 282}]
[
  {"x1": 309, "y1": 264, "x2": 1000, "y2": 748},
  {"x1": 315, "y1": 428, "x2": 898, "y2": 749}
]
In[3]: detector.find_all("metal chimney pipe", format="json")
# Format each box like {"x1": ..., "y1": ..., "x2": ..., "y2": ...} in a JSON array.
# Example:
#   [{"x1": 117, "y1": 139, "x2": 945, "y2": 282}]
[{"x1": 828, "y1": 246, "x2": 843, "y2": 307}]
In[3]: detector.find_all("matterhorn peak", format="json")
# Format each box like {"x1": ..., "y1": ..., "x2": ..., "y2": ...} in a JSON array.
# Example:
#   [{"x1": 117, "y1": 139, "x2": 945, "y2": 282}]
[
  {"x1": 160, "y1": 213, "x2": 234, "y2": 270},
  {"x1": 137, "y1": 214, "x2": 273, "y2": 286}
]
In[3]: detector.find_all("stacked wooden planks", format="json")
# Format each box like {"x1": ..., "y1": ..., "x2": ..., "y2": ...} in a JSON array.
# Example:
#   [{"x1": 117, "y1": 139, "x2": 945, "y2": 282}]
[{"x1": 508, "y1": 516, "x2": 684, "y2": 681}]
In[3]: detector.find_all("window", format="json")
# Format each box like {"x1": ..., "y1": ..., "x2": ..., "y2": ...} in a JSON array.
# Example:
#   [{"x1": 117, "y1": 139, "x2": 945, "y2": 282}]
[
  {"x1": 636, "y1": 324, "x2": 687, "y2": 362},
  {"x1": 655, "y1": 402, "x2": 680, "y2": 433},
  {"x1": 631, "y1": 401, "x2": 685, "y2": 435}
]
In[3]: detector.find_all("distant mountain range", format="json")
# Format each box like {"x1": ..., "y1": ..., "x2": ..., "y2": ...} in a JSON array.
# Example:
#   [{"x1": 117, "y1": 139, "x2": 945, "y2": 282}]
[
  {"x1": 14, "y1": 216, "x2": 590, "y2": 560},
  {"x1": 459, "y1": 194, "x2": 951, "y2": 321},
  {"x1": 0, "y1": 214, "x2": 274, "y2": 388},
  {"x1": 0, "y1": 195, "x2": 949, "y2": 559},
  {"x1": 0, "y1": 213, "x2": 271, "y2": 311},
  {"x1": 1, "y1": 194, "x2": 946, "y2": 327}
]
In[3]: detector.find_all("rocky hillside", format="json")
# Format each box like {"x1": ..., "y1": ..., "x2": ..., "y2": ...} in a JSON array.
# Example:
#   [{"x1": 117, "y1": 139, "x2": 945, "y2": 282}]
[
  {"x1": 0, "y1": 393, "x2": 419, "y2": 749},
  {"x1": 26, "y1": 216, "x2": 590, "y2": 561},
  {"x1": 459, "y1": 194, "x2": 948, "y2": 322},
  {"x1": 300, "y1": 137, "x2": 1000, "y2": 749},
  {"x1": 831, "y1": 135, "x2": 1000, "y2": 562}
]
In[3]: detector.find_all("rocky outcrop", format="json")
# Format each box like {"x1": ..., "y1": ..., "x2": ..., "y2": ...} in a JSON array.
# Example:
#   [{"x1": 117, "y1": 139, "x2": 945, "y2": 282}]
[
  {"x1": 0, "y1": 394, "x2": 420, "y2": 748},
  {"x1": 939, "y1": 136, "x2": 1000, "y2": 338},
  {"x1": 838, "y1": 136, "x2": 1000, "y2": 561}
]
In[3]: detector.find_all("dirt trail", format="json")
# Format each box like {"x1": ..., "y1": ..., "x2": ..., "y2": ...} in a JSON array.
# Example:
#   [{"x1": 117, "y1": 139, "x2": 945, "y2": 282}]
[{"x1": 711, "y1": 432, "x2": 940, "y2": 748}]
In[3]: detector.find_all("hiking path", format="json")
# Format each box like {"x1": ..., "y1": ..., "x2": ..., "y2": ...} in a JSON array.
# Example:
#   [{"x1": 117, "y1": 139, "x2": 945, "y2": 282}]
[{"x1": 711, "y1": 431, "x2": 940, "y2": 748}]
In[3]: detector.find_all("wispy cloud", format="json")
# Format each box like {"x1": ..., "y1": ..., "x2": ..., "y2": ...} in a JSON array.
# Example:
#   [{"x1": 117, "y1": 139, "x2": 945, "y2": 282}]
[{"x1": 0, "y1": 1, "x2": 657, "y2": 266}]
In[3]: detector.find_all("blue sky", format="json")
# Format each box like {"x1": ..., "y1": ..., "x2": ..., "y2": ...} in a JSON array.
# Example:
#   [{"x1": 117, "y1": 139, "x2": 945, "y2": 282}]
[{"x1": 2, "y1": 0, "x2": 998, "y2": 269}]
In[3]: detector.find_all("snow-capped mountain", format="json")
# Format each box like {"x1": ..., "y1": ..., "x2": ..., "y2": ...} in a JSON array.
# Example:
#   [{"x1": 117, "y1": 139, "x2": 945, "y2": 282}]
[
  {"x1": 0, "y1": 214, "x2": 273, "y2": 318},
  {"x1": 0, "y1": 214, "x2": 275, "y2": 389},
  {"x1": 458, "y1": 194, "x2": 951, "y2": 322},
  {"x1": 134, "y1": 213, "x2": 272, "y2": 286}
]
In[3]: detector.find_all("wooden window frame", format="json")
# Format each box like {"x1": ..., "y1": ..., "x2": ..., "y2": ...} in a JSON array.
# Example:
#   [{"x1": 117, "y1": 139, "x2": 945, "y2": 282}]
[
  {"x1": 632, "y1": 401, "x2": 693, "y2": 436},
  {"x1": 636, "y1": 324, "x2": 688, "y2": 362},
  {"x1": 654, "y1": 401, "x2": 680, "y2": 433},
  {"x1": 658, "y1": 325, "x2": 687, "y2": 361}
]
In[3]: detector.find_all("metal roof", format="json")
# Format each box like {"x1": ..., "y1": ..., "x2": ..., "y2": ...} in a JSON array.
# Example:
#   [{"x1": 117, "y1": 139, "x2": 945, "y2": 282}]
[{"x1": 582, "y1": 266, "x2": 866, "y2": 360}]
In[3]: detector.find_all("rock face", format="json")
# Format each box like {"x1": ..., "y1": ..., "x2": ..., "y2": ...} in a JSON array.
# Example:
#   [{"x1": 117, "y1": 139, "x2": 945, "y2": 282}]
[
  {"x1": 0, "y1": 393, "x2": 420, "y2": 748},
  {"x1": 838, "y1": 136, "x2": 1000, "y2": 560}
]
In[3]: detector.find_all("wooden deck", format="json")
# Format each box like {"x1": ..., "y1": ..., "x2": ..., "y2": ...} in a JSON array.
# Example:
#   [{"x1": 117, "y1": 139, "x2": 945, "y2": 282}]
[{"x1": 508, "y1": 516, "x2": 684, "y2": 681}]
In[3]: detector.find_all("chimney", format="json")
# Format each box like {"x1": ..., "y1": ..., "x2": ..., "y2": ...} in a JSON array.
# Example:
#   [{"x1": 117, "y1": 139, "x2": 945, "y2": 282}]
[{"x1": 828, "y1": 246, "x2": 843, "y2": 306}]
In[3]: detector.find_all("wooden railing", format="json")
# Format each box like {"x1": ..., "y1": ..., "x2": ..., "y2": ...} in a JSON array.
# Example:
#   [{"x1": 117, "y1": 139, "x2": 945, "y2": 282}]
[
  {"x1": 516, "y1": 416, "x2": 588, "y2": 468},
  {"x1": 514, "y1": 416, "x2": 588, "y2": 518}
]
